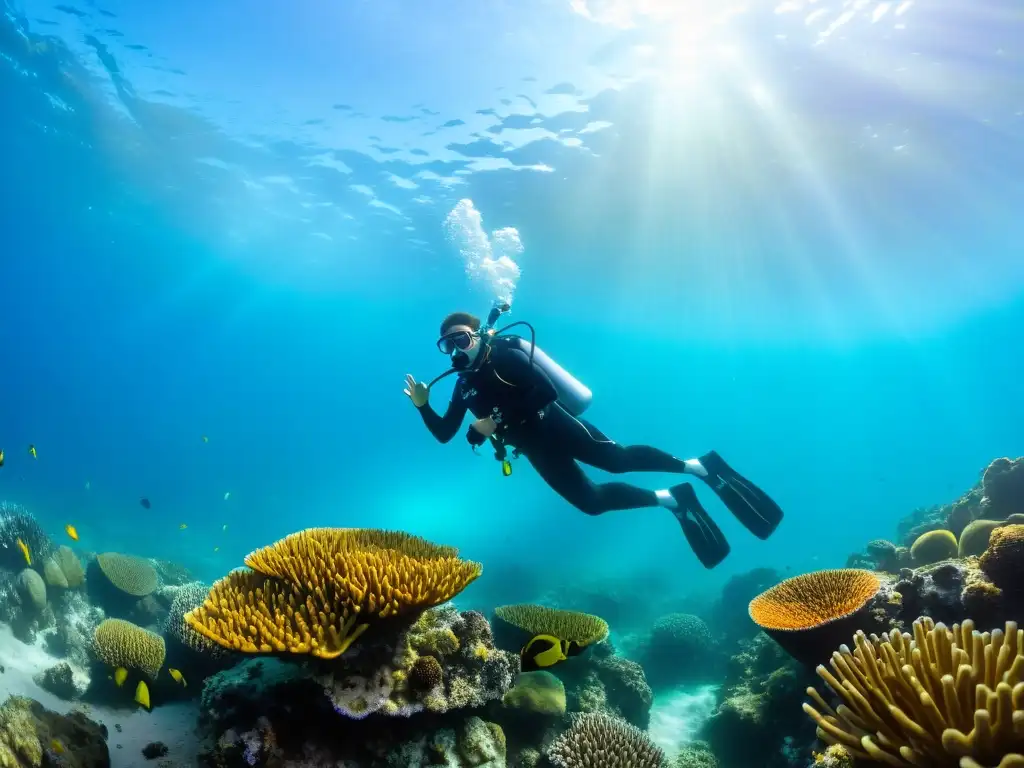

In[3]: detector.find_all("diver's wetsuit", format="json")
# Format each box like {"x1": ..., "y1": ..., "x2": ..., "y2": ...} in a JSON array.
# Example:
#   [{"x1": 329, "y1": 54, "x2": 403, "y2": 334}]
[{"x1": 417, "y1": 340, "x2": 688, "y2": 515}]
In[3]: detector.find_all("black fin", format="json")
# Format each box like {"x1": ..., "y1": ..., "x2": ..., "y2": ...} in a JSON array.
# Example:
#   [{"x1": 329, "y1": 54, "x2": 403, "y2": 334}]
[
  {"x1": 697, "y1": 451, "x2": 784, "y2": 540},
  {"x1": 669, "y1": 483, "x2": 731, "y2": 569}
]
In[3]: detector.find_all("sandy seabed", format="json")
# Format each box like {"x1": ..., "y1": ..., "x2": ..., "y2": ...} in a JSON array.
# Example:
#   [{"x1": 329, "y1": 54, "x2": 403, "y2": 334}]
[{"x1": 0, "y1": 623, "x2": 202, "y2": 767}]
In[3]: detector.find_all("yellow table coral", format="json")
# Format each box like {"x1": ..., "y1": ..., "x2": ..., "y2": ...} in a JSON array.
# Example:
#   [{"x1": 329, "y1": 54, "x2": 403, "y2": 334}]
[{"x1": 184, "y1": 528, "x2": 482, "y2": 659}]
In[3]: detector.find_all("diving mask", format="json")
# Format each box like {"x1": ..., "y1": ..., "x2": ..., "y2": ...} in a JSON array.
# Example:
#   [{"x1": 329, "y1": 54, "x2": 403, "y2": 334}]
[{"x1": 437, "y1": 330, "x2": 476, "y2": 356}]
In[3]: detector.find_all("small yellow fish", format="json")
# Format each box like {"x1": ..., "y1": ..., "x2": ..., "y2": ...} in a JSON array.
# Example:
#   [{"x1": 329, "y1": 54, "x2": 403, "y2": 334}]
[
  {"x1": 223, "y1": 491, "x2": 231, "y2": 501},
  {"x1": 65, "y1": 524, "x2": 79, "y2": 541},
  {"x1": 179, "y1": 523, "x2": 187, "y2": 530},
  {"x1": 213, "y1": 547, "x2": 219, "y2": 553},
  {"x1": 222, "y1": 524, "x2": 228, "y2": 531},
  {"x1": 135, "y1": 679, "x2": 150, "y2": 710},
  {"x1": 168, "y1": 668, "x2": 187, "y2": 687},
  {"x1": 114, "y1": 667, "x2": 128, "y2": 687},
  {"x1": 16, "y1": 538, "x2": 30, "y2": 566},
  {"x1": 50, "y1": 739, "x2": 64, "y2": 755},
  {"x1": 0, "y1": 449, "x2": 5, "y2": 467},
  {"x1": 28, "y1": 445, "x2": 37, "y2": 459}
]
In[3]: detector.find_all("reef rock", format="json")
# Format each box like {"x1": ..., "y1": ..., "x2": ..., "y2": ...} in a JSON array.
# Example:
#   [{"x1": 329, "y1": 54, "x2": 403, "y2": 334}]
[
  {"x1": 699, "y1": 633, "x2": 818, "y2": 768},
  {"x1": 980, "y1": 456, "x2": 1024, "y2": 520},
  {"x1": 555, "y1": 640, "x2": 654, "y2": 731},
  {"x1": 638, "y1": 612, "x2": 720, "y2": 689}
]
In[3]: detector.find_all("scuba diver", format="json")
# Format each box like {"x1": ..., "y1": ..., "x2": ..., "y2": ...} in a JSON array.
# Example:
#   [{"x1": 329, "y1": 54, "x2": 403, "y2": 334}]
[{"x1": 403, "y1": 305, "x2": 785, "y2": 569}]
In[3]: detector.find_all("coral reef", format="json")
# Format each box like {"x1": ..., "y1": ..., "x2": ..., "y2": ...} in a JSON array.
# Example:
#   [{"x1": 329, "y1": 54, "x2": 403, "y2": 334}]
[
  {"x1": 555, "y1": 640, "x2": 654, "y2": 730},
  {"x1": 674, "y1": 740, "x2": 718, "y2": 768},
  {"x1": 45, "y1": 589, "x2": 105, "y2": 670},
  {"x1": 547, "y1": 711, "x2": 666, "y2": 768},
  {"x1": 639, "y1": 612, "x2": 720, "y2": 688},
  {"x1": 803, "y1": 616, "x2": 1023, "y2": 767},
  {"x1": 93, "y1": 553, "x2": 158, "y2": 597},
  {"x1": 186, "y1": 527, "x2": 483, "y2": 659},
  {"x1": 699, "y1": 632, "x2": 818, "y2": 768},
  {"x1": 53, "y1": 546, "x2": 85, "y2": 589},
  {"x1": 748, "y1": 569, "x2": 884, "y2": 666},
  {"x1": 33, "y1": 662, "x2": 79, "y2": 701},
  {"x1": 91, "y1": 618, "x2": 166, "y2": 680},
  {"x1": 709, "y1": 567, "x2": 781, "y2": 644},
  {"x1": 16, "y1": 570, "x2": 45, "y2": 613},
  {"x1": 911, "y1": 529, "x2": 959, "y2": 566},
  {"x1": 981, "y1": 457, "x2": 1024, "y2": 520},
  {"x1": 980, "y1": 524, "x2": 1024, "y2": 595},
  {"x1": 0, "y1": 502, "x2": 54, "y2": 572},
  {"x1": 0, "y1": 694, "x2": 109, "y2": 768}
]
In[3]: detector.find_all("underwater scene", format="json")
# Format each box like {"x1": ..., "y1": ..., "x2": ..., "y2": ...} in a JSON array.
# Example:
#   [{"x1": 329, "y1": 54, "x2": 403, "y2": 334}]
[{"x1": 2, "y1": 0, "x2": 1024, "y2": 766}]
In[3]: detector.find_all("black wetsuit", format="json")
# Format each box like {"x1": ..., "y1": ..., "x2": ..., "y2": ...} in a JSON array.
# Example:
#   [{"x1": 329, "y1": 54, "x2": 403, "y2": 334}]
[{"x1": 418, "y1": 339, "x2": 690, "y2": 515}]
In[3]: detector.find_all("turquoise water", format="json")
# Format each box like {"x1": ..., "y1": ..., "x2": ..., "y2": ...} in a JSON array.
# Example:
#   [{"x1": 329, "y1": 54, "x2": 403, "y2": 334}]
[{"x1": 1, "y1": 0, "x2": 1022, "y2": 616}]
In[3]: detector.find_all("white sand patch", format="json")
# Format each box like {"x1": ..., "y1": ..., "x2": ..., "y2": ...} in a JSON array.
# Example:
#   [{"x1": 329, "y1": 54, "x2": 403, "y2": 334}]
[
  {"x1": 648, "y1": 683, "x2": 719, "y2": 755},
  {"x1": 0, "y1": 623, "x2": 202, "y2": 767}
]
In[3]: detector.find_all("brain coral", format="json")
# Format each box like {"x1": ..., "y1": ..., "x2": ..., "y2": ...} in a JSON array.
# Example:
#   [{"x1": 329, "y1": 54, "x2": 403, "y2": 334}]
[
  {"x1": 959, "y1": 519, "x2": 1005, "y2": 558},
  {"x1": 803, "y1": 616, "x2": 1023, "y2": 768},
  {"x1": 547, "y1": 712, "x2": 666, "y2": 768},
  {"x1": 749, "y1": 569, "x2": 882, "y2": 666},
  {"x1": 96, "y1": 552, "x2": 158, "y2": 597},
  {"x1": 911, "y1": 529, "x2": 959, "y2": 566},
  {"x1": 185, "y1": 527, "x2": 482, "y2": 659},
  {"x1": 494, "y1": 604, "x2": 609, "y2": 648},
  {"x1": 979, "y1": 524, "x2": 1024, "y2": 593},
  {"x1": 17, "y1": 569, "x2": 46, "y2": 612},
  {"x1": 42, "y1": 557, "x2": 68, "y2": 589},
  {"x1": 92, "y1": 618, "x2": 166, "y2": 680},
  {"x1": 55, "y1": 545, "x2": 84, "y2": 588}
]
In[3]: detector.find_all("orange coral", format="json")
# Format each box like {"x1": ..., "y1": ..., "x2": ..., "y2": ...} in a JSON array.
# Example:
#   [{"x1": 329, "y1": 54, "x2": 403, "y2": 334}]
[{"x1": 749, "y1": 569, "x2": 882, "y2": 666}]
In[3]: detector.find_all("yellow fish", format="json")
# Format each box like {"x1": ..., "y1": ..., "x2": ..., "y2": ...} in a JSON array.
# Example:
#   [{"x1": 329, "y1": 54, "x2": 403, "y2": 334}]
[
  {"x1": 519, "y1": 634, "x2": 582, "y2": 672},
  {"x1": 50, "y1": 739, "x2": 64, "y2": 755},
  {"x1": 168, "y1": 668, "x2": 187, "y2": 687},
  {"x1": 222, "y1": 524, "x2": 228, "y2": 531},
  {"x1": 16, "y1": 538, "x2": 30, "y2": 566},
  {"x1": 179, "y1": 523, "x2": 187, "y2": 530},
  {"x1": 114, "y1": 667, "x2": 128, "y2": 687},
  {"x1": 135, "y1": 680, "x2": 150, "y2": 710},
  {"x1": 223, "y1": 491, "x2": 231, "y2": 501},
  {"x1": 65, "y1": 524, "x2": 79, "y2": 541},
  {"x1": 0, "y1": 449, "x2": 5, "y2": 467},
  {"x1": 28, "y1": 445, "x2": 37, "y2": 459},
  {"x1": 213, "y1": 547, "x2": 219, "y2": 553}
]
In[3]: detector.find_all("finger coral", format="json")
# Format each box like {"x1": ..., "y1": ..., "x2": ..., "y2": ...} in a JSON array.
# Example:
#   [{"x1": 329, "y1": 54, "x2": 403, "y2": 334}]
[
  {"x1": 547, "y1": 712, "x2": 666, "y2": 768},
  {"x1": 803, "y1": 616, "x2": 1024, "y2": 768},
  {"x1": 185, "y1": 528, "x2": 482, "y2": 659},
  {"x1": 95, "y1": 552, "x2": 158, "y2": 597},
  {"x1": 749, "y1": 569, "x2": 882, "y2": 666},
  {"x1": 494, "y1": 604, "x2": 609, "y2": 647},
  {"x1": 92, "y1": 618, "x2": 166, "y2": 680}
]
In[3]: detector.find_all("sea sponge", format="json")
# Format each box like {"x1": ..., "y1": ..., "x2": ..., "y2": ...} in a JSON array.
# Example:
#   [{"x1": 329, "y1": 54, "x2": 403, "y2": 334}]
[
  {"x1": 42, "y1": 557, "x2": 68, "y2": 589},
  {"x1": 494, "y1": 604, "x2": 609, "y2": 647},
  {"x1": 960, "y1": 519, "x2": 1005, "y2": 558},
  {"x1": 547, "y1": 712, "x2": 666, "y2": 768},
  {"x1": 185, "y1": 528, "x2": 482, "y2": 659},
  {"x1": 803, "y1": 616, "x2": 1024, "y2": 767},
  {"x1": 92, "y1": 618, "x2": 166, "y2": 680},
  {"x1": 979, "y1": 524, "x2": 1024, "y2": 593},
  {"x1": 409, "y1": 655, "x2": 443, "y2": 692},
  {"x1": 911, "y1": 529, "x2": 959, "y2": 566},
  {"x1": 17, "y1": 569, "x2": 46, "y2": 612},
  {"x1": 95, "y1": 552, "x2": 158, "y2": 597},
  {"x1": 748, "y1": 569, "x2": 882, "y2": 666},
  {"x1": 55, "y1": 546, "x2": 84, "y2": 588}
]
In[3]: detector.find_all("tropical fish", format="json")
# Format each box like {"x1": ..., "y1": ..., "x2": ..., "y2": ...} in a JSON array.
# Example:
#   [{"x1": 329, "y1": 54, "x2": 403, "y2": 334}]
[
  {"x1": 223, "y1": 491, "x2": 230, "y2": 501},
  {"x1": 168, "y1": 668, "x2": 187, "y2": 687},
  {"x1": 65, "y1": 524, "x2": 79, "y2": 541},
  {"x1": 179, "y1": 523, "x2": 187, "y2": 530},
  {"x1": 28, "y1": 445, "x2": 37, "y2": 459},
  {"x1": 139, "y1": 497, "x2": 151, "y2": 509},
  {"x1": 0, "y1": 449, "x2": 5, "y2": 467},
  {"x1": 16, "y1": 538, "x2": 30, "y2": 566},
  {"x1": 213, "y1": 547, "x2": 219, "y2": 553},
  {"x1": 202, "y1": 435, "x2": 209, "y2": 443},
  {"x1": 134, "y1": 679, "x2": 150, "y2": 710},
  {"x1": 114, "y1": 667, "x2": 128, "y2": 687},
  {"x1": 519, "y1": 634, "x2": 582, "y2": 672},
  {"x1": 50, "y1": 739, "x2": 64, "y2": 755},
  {"x1": 222, "y1": 524, "x2": 228, "y2": 531}
]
